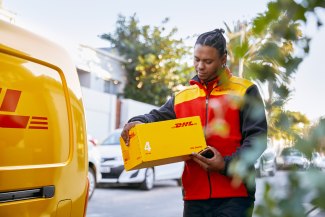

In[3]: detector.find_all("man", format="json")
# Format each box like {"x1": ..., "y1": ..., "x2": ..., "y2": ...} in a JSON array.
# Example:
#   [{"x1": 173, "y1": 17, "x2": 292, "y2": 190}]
[{"x1": 121, "y1": 29, "x2": 267, "y2": 217}]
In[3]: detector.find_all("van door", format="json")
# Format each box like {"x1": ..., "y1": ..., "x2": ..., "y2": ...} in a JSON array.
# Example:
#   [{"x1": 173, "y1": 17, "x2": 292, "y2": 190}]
[{"x1": 0, "y1": 20, "x2": 88, "y2": 217}]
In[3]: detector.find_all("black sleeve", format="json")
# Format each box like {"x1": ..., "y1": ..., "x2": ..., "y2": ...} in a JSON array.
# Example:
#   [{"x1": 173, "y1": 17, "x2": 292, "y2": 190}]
[
  {"x1": 128, "y1": 97, "x2": 176, "y2": 123},
  {"x1": 222, "y1": 84, "x2": 267, "y2": 175}
]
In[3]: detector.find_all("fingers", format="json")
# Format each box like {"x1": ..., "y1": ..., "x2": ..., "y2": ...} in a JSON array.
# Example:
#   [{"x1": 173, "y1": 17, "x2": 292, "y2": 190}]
[
  {"x1": 121, "y1": 121, "x2": 143, "y2": 146},
  {"x1": 207, "y1": 146, "x2": 217, "y2": 154},
  {"x1": 192, "y1": 157, "x2": 210, "y2": 171},
  {"x1": 191, "y1": 147, "x2": 224, "y2": 172},
  {"x1": 192, "y1": 152, "x2": 211, "y2": 164},
  {"x1": 192, "y1": 152, "x2": 212, "y2": 171},
  {"x1": 121, "y1": 124, "x2": 132, "y2": 146},
  {"x1": 121, "y1": 127, "x2": 129, "y2": 145},
  {"x1": 206, "y1": 146, "x2": 223, "y2": 159}
]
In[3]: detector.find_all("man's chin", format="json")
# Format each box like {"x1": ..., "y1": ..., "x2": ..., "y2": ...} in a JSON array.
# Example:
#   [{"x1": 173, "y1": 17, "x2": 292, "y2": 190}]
[{"x1": 198, "y1": 74, "x2": 207, "y2": 81}]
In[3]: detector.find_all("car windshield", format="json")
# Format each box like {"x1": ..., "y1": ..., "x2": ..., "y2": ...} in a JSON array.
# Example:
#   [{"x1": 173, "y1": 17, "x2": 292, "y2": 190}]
[
  {"x1": 289, "y1": 151, "x2": 302, "y2": 157},
  {"x1": 101, "y1": 131, "x2": 121, "y2": 145},
  {"x1": 281, "y1": 148, "x2": 303, "y2": 157}
]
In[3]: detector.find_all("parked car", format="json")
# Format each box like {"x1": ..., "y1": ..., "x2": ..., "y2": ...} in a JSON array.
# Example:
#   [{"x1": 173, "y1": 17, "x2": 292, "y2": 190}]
[
  {"x1": 310, "y1": 152, "x2": 323, "y2": 170},
  {"x1": 97, "y1": 128, "x2": 184, "y2": 190},
  {"x1": 88, "y1": 139, "x2": 101, "y2": 199},
  {"x1": 255, "y1": 148, "x2": 277, "y2": 177},
  {"x1": 319, "y1": 157, "x2": 325, "y2": 171},
  {"x1": 277, "y1": 148, "x2": 310, "y2": 170}
]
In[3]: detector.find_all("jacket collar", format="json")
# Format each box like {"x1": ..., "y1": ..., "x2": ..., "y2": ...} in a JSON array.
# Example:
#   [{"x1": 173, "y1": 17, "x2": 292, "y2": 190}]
[{"x1": 190, "y1": 67, "x2": 232, "y2": 89}]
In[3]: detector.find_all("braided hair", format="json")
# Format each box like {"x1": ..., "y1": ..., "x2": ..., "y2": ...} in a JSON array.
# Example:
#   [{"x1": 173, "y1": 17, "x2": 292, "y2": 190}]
[{"x1": 195, "y1": 28, "x2": 227, "y2": 56}]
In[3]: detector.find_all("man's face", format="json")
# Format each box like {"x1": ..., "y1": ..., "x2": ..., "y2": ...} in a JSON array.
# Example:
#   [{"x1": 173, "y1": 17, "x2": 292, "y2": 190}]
[{"x1": 194, "y1": 44, "x2": 226, "y2": 82}]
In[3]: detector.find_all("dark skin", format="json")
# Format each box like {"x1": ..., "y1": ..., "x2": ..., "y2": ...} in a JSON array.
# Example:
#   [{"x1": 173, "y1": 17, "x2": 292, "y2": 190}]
[
  {"x1": 121, "y1": 121, "x2": 142, "y2": 146},
  {"x1": 121, "y1": 44, "x2": 227, "y2": 173},
  {"x1": 194, "y1": 44, "x2": 226, "y2": 82},
  {"x1": 191, "y1": 146, "x2": 225, "y2": 172}
]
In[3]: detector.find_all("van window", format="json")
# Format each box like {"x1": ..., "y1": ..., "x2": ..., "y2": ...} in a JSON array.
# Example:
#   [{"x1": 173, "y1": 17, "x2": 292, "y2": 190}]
[{"x1": 0, "y1": 52, "x2": 70, "y2": 166}]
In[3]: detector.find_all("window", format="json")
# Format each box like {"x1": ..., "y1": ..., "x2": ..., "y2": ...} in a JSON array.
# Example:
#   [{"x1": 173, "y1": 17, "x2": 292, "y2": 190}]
[{"x1": 104, "y1": 80, "x2": 120, "y2": 94}]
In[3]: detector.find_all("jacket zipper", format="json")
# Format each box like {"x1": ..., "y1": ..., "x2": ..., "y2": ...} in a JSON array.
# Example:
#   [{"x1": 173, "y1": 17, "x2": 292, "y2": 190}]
[{"x1": 205, "y1": 95, "x2": 213, "y2": 198}]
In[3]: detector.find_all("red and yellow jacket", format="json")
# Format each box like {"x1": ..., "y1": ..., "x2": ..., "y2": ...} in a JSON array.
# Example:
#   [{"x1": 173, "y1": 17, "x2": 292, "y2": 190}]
[{"x1": 129, "y1": 70, "x2": 267, "y2": 200}]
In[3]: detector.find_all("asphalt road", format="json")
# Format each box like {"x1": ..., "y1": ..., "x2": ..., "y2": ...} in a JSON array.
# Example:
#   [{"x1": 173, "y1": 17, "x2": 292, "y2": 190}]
[
  {"x1": 86, "y1": 180, "x2": 183, "y2": 217},
  {"x1": 86, "y1": 171, "x2": 325, "y2": 217}
]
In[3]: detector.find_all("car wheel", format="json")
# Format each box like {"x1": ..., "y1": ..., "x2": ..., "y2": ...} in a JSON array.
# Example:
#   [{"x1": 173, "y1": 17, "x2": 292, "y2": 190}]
[
  {"x1": 88, "y1": 167, "x2": 96, "y2": 199},
  {"x1": 269, "y1": 161, "x2": 276, "y2": 176},
  {"x1": 256, "y1": 167, "x2": 262, "y2": 178},
  {"x1": 176, "y1": 178, "x2": 182, "y2": 186},
  {"x1": 140, "y1": 168, "x2": 154, "y2": 190},
  {"x1": 269, "y1": 168, "x2": 276, "y2": 176}
]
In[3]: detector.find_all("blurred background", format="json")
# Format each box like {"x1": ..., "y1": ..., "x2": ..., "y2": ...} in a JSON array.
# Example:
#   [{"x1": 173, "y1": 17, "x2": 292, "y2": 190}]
[{"x1": 1, "y1": 0, "x2": 325, "y2": 216}]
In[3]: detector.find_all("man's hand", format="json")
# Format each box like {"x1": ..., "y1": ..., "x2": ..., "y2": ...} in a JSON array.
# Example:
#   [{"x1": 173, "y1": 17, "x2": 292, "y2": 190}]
[
  {"x1": 121, "y1": 121, "x2": 143, "y2": 146},
  {"x1": 191, "y1": 146, "x2": 225, "y2": 172}
]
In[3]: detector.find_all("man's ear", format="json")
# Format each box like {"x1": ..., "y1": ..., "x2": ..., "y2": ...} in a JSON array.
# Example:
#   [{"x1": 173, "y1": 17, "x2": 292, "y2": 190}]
[{"x1": 221, "y1": 53, "x2": 227, "y2": 65}]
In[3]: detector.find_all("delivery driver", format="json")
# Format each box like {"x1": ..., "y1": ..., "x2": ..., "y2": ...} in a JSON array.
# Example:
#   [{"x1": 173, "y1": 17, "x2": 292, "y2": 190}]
[{"x1": 121, "y1": 28, "x2": 267, "y2": 217}]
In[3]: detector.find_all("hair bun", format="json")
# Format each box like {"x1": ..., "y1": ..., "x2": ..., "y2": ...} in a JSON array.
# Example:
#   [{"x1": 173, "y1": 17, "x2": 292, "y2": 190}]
[{"x1": 213, "y1": 28, "x2": 225, "y2": 34}]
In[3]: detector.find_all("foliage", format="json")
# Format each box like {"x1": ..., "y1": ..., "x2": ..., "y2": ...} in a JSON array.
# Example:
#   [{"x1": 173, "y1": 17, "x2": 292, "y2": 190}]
[
  {"x1": 224, "y1": 20, "x2": 253, "y2": 78},
  {"x1": 253, "y1": 119, "x2": 325, "y2": 217},
  {"x1": 100, "y1": 14, "x2": 193, "y2": 106},
  {"x1": 225, "y1": 0, "x2": 325, "y2": 216},
  {"x1": 268, "y1": 108, "x2": 310, "y2": 141},
  {"x1": 225, "y1": 16, "x2": 308, "y2": 142}
]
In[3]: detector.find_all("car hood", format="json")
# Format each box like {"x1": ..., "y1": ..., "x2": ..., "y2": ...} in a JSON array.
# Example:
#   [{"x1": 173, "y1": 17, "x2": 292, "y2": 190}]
[{"x1": 97, "y1": 145, "x2": 122, "y2": 158}]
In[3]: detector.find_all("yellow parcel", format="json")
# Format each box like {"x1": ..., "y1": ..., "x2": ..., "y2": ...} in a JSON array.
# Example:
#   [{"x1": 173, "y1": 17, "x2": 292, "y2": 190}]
[{"x1": 120, "y1": 116, "x2": 207, "y2": 171}]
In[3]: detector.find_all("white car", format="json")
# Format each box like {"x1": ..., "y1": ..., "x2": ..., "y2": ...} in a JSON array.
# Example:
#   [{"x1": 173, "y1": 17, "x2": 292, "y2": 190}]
[
  {"x1": 97, "y1": 128, "x2": 184, "y2": 190},
  {"x1": 311, "y1": 152, "x2": 323, "y2": 170},
  {"x1": 277, "y1": 148, "x2": 310, "y2": 170},
  {"x1": 88, "y1": 139, "x2": 101, "y2": 199},
  {"x1": 254, "y1": 148, "x2": 277, "y2": 177},
  {"x1": 319, "y1": 157, "x2": 325, "y2": 171}
]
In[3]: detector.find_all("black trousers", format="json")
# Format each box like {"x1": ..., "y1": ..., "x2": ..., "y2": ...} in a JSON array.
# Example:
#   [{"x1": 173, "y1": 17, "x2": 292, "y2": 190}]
[{"x1": 183, "y1": 197, "x2": 254, "y2": 217}]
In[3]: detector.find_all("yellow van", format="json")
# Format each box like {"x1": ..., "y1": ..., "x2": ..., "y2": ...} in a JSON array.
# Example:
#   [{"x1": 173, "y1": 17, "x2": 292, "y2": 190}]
[{"x1": 0, "y1": 20, "x2": 89, "y2": 216}]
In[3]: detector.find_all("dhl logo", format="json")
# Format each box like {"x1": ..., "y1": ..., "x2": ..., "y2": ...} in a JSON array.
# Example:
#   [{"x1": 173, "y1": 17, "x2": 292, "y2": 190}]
[
  {"x1": 0, "y1": 88, "x2": 48, "y2": 130},
  {"x1": 172, "y1": 121, "x2": 197, "y2": 128}
]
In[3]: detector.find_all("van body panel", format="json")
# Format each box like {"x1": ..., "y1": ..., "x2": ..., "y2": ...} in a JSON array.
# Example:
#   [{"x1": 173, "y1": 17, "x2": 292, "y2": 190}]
[
  {"x1": 0, "y1": 20, "x2": 88, "y2": 216},
  {"x1": 0, "y1": 52, "x2": 70, "y2": 166}
]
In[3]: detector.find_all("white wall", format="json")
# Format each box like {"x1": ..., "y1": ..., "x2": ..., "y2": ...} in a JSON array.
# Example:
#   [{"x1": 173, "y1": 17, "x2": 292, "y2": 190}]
[
  {"x1": 119, "y1": 99, "x2": 159, "y2": 128},
  {"x1": 81, "y1": 87, "x2": 116, "y2": 141},
  {"x1": 81, "y1": 87, "x2": 160, "y2": 140}
]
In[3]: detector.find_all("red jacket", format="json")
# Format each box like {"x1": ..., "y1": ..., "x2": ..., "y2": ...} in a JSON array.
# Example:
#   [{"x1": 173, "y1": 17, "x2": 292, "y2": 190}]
[{"x1": 129, "y1": 71, "x2": 267, "y2": 200}]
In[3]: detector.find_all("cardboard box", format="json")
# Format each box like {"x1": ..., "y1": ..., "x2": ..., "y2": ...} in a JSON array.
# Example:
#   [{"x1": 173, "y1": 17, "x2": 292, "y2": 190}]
[{"x1": 120, "y1": 116, "x2": 207, "y2": 171}]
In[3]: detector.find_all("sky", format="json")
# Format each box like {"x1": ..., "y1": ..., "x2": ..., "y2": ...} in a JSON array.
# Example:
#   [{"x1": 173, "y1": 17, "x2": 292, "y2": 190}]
[{"x1": 2, "y1": 0, "x2": 325, "y2": 121}]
